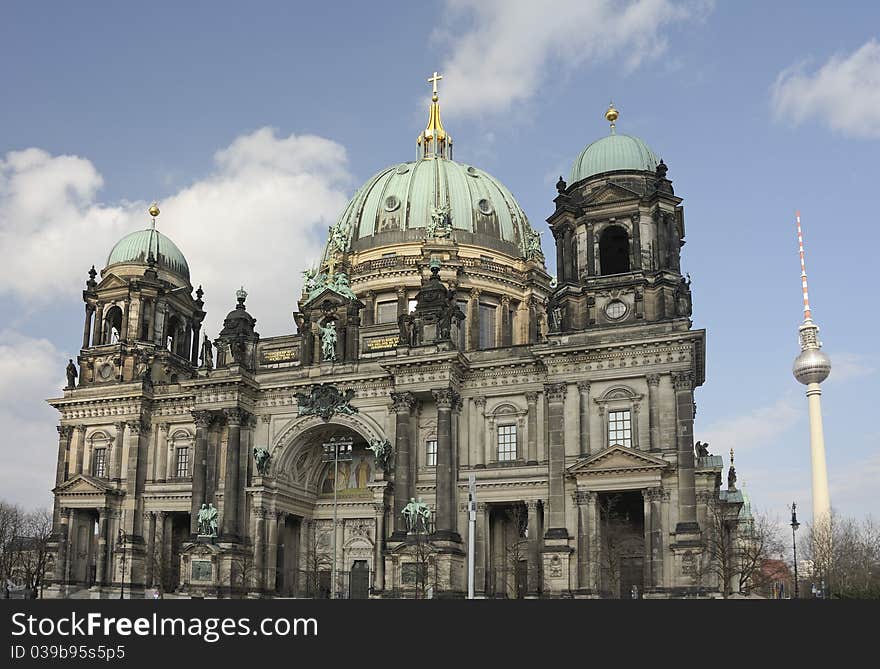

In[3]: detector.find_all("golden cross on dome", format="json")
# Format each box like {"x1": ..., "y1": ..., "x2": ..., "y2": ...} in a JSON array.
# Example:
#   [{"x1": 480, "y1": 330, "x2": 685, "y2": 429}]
[{"x1": 427, "y1": 71, "x2": 443, "y2": 100}]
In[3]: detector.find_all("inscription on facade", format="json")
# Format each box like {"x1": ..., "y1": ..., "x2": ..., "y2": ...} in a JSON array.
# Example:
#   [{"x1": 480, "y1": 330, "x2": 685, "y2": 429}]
[
  {"x1": 364, "y1": 334, "x2": 400, "y2": 352},
  {"x1": 260, "y1": 347, "x2": 300, "y2": 365}
]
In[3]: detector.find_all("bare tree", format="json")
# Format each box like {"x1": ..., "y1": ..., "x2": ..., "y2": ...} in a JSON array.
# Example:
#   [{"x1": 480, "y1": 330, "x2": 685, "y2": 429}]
[
  {"x1": 13, "y1": 509, "x2": 53, "y2": 598},
  {"x1": 298, "y1": 526, "x2": 333, "y2": 598},
  {"x1": 491, "y1": 505, "x2": 529, "y2": 599},
  {"x1": 801, "y1": 512, "x2": 880, "y2": 599},
  {"x1": 228, "y1": 545, "x2": 257, "y2": 598},
  {"x1": 701, "y1": 496, "x2": 782, "y2": 598},
  {"x1": 0, "y1": 502, "x2": 24, "y2": 595}
]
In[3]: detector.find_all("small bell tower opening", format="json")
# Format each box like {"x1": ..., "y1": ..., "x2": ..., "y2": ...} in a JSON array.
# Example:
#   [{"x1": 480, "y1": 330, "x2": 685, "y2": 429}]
[{"x1": 599, "y1": 226, "x2": 630, "y2": 275}]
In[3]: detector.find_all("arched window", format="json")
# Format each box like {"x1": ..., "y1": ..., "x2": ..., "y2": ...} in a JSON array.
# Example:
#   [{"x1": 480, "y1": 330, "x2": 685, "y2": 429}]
[
  {"x1": 599, "y1": 226, "x2": 630, "y2": 275},
  {"x1": 103, "y1": 305, "x2": 123, "y2": 343},
  {"x1": 166, "y1": 314, "x2": 181, "y2": 354}
]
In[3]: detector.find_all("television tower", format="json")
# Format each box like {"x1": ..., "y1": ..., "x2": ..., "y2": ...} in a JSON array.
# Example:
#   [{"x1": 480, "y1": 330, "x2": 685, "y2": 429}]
[{"x1": 791, "y1": 212, "x2": 832, "y2": 526}]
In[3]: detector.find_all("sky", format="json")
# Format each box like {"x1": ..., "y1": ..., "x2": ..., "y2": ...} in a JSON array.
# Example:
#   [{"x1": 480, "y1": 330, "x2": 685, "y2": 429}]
[{"x1": 1, "y1": 1, "x2": 878, "y2": 527}]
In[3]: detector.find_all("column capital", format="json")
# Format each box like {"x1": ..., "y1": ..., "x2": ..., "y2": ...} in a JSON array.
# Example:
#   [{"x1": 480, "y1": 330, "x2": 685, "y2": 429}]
[
  {"x1": 74, "y1": 424, "x2": 86, "y2": 436},
  {"x1": 671, "y1": 371, "x2": 693, "y2": 391},
  {"x1": 574, "y1": 489, "x2": 597, "y2": 505},
  {"x1": 473, "y1": 394, "x2": 487, "y2": 408},
  {"x1": 261, "y1": 414, "x2": 272, "y2": 424},
  {"x1": 644, "y1": 486, "x2": 664, "y2": 502},
  {"x1": 57, "y1": 425, "x2": 73, "y2": 440},
  {"x1": 224, "y1": 407, "x2": 248, "y2": 426},
  {"x1": 576, "y1": 380, "x2": 591, "y2": 393},
  {"x1": 524, "y1": 391, "x2": 539, "y2": 405},
  {"x1": 526, "y1": 499, "x2": 542, "y2": 511},
  {"x1": 390, "y1": 391, "x2": 417, "y2": 414},
  {"x1": 432, "y1": 388, "x2": 461, "y2": 410},
  {"x1": 373, "y1": 503, "x2": 387, "y2": 515},
  {"x1": 500, "y1": 294, "x2": 511, "y2": 306},
  {"x1": 191, "y1": 410, "x2": 214, "y2": 428},
  {"x1": 469, "y1": 287, "x2": 480, "y2": 299},
  {"x1": 544, "y1": 382, "x2": 567, "y2": 402},
  {"x1": 646, "y1": 373, "x2": 661, "y2": 387},
  {"x1": 255, "y1": 507, "x2": 267, "y2": 520},
  {"x1": 125, "y1": 419, "x2": 146, "y2": 435}
]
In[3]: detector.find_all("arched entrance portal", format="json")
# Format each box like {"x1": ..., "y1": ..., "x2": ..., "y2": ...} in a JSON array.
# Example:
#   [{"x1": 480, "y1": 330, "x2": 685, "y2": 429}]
[{"x1": 269, "y1": 417, "x2": 385, "y2": 598}]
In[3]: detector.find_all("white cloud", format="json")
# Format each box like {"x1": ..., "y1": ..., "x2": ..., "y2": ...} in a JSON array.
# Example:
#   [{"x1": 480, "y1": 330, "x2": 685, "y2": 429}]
[
  {"x1": 0, "y1": 330, "x2": 67, "y2": 510},
  {"x1": 699, "y1": 395, "x2": 802, "y2": 456},
  {"x1": 825, "y1": 351, "x2": 876, "y2": 383},
  {"x1": 0, "y1": 128, "x2": 352, "y2": 337},
  {"x1": 435, "y1": 0, "x2": 707, "y2": 117},
  {"x1": 771, "y1": 39, "x2": 880, "y2": 139}
]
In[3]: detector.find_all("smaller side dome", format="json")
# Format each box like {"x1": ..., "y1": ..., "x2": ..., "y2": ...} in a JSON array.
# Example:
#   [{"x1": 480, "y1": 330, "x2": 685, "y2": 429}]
[
  {"x1": 569, "y1": 133, "x2": 659, "y2": 184},
  {"x1": 106, "y1": 228, "x2": 190, "y2": 280}
]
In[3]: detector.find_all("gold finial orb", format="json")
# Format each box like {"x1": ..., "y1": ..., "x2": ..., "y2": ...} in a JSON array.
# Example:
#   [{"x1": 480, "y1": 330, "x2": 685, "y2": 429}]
[
  {"x1": 605, "y1": 103, "x2": 619, "y2": 124},
  {"x1": 149, "y1": 202, "x2": 160, "y2": 218}
]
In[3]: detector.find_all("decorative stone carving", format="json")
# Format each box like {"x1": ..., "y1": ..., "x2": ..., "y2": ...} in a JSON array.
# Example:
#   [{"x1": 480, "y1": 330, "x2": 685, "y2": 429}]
[
  {"x1": 390, "y1": 391, "x2": 417, "y2": 414},
  {"x1": 544, "y1": 382, "x2": 567, "y2": 402},
  {"x1": 296, "y1": 384, "x2": 358, "y2": 421},
  {"x1": 367, "y1": 438, "x2": 392, "y2": 471},
  {"x1": 253, "y1": 447, "x2": 272, "y2": 476},
  {"x1": 646, "y1": 373, "x2": 661, "y2": 386},
  {"x1": 191, "y1": 411, "x2": 214, "y2": 428},
  {"x1": 671, "y1": 371, "x2": 693, "y2": 391},
  {"x1": 432, "y1": 388, "x2": 460, "y2": 409}
]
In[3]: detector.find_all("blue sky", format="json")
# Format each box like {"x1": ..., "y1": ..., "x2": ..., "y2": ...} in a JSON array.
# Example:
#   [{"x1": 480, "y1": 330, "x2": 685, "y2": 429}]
[{"x1": 1, "y1": 1, "x2": 878, "y2": 526}]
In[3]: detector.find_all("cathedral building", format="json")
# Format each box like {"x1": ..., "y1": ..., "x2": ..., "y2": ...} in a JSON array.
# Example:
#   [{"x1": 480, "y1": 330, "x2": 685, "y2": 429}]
[{"x1": 46, "y1": 77, "x2": 740, "y2": 599}]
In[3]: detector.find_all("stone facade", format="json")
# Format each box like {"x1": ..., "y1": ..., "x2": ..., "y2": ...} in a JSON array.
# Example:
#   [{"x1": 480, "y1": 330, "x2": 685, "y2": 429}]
[{"x1": 45, "y1": 96, "x2": 736, "y2": 600}]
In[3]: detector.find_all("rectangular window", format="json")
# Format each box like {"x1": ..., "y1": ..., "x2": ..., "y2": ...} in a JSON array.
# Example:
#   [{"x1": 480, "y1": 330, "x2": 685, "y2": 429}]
[
  {"x1": 479, "y1": 303, "x2": 496, "y2": 349},
  {"x1": 425, "y1": 439, "x2": 437, "y2": 467},
  {"x1": 175, "y1": 446, "x2": 189, "y2": 478},
  {"x1": 376, "y1": 301, "x2": 397, "y2": 324},
  {"x1": 608, "y1": 409, "x2": 632, "y2": 448},
  {"x1": 497, "y1": 424, "x2": 517, "y2": 461},
  {"x1": 92, "y1": 448, "x2": 106, "y2": 478}
]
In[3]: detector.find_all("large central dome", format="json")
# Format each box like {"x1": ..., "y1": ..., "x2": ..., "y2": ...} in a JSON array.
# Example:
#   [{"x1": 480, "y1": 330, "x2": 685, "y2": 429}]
[
  {"x1": 319, "y1": 77, "x2": 543, "y2": 266},
  {"x1": 334, "y1": 157, "x2": 534, "y2": 257}
]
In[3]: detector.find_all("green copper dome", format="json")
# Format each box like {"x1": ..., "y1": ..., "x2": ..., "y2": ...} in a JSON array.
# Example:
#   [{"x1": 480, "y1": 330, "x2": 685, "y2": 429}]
[
  {"x1": 106, "y1": 228, "x2": 190, "y2": 280},
  {"x1": 569, "y1": 133, "x2": 659, "y2": 184},
  {"x1": 328, "y1": 157, "x2": 539, "y2": 259}
]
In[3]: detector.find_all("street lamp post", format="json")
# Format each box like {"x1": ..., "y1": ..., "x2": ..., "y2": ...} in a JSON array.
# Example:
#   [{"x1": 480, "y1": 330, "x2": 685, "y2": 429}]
[
  {"x1": 322, "y1": 436, "x2": 353, "y2": 600},
  {"x1": 117, "y1": 528, "x2": 126, "y2": 600},
  {"x1": 790, "y1": 502, "x2": 800, "y2": 599}
]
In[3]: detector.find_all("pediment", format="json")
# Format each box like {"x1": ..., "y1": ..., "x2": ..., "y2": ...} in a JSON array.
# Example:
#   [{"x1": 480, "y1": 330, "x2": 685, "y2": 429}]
[
  {"x1": 303, "y1": 288, "x2": 363, "y2": 309},
  {"x1": 584, "y1": 182, "x2": 641, "y2": 205},
  {"x1": 567, "y1": 445, "x2": 669, "y2": 476},
  {"x1": 54, "y1": 474, "x2": 118, "y2": 496},
  {"x1": 95, "y1": 273, "x2": 130, "y2": 291}
]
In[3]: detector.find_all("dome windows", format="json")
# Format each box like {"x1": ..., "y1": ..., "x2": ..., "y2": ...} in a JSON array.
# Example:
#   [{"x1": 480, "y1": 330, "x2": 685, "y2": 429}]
[
  {"x1": 477, "y1": 198, "x2": 494, "y2": 216},
  {"x1": 384, "y1": 195, "x2": 401, "y2": 212}
]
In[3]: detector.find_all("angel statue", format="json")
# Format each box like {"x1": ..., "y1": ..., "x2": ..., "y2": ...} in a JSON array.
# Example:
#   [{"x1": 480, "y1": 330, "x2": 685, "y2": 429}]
[
  {"x1": 320, "y1": 320, "x2": 338, "y2": 361},
  {"x1": 253, "y1": 447, "x2": 272, "y2": 476}
]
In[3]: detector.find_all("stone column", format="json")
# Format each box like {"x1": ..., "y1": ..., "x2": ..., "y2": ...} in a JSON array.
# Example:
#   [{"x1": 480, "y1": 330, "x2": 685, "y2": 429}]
[
  {"x1": 473, "y1": 396, "x2": 486, "y2": 467},
  {"x1": 95, "y1": 507, "x2": 108, "y2": 586},
  {"x1": 468, "y1": 288, "x2": 480, "y2": 351},
  {"x1": 155, "y1": 423, "x2": 169, "y2": 481},
  {"x1": 73, "y1": 425, "x2": 86, "y2": 476},
  {"x1": 334, "y1": 520, "x2": 344, "y2": 593},
  {"x1": 190, "y1": 411, "x2": 213, "y2": 534},
  {"x1": 672, "y1": 372, "x2": 698, "y2": 533},
  {"x1": 374, "y1": 503, "x2": 385, "y2": 592},
  {"x1": 647, "y1": 374, "x2": 661, "y2": 451},
  {"x1": 82, "y1": 303, "x2": 94, "y2": 349},
  {"x1": 525, "y1": 392, "x2": 539, "y2": 464},
  {"x1": 153, "y1": 511, "x2": 165, "y2": 589},
  {"x1": 124, "y1": 420, "x2": 145, "y2": 535},
  {"x1": 390, "y1": 392, "x2": 416, "y2": 536},
  {"x1": 266, "y1": 512, "x2": 279, "y2": 593},
  {"x1": 474, "y1": 503, "x2": 489, "y2": 596},
  {"x1": 432, "y1": 388, "x2": 460, "y2": 541},
  {"x1": 363, "y1": 290, "x2": 375, "y2": 326},
  {"x1": 93, "y1": 302, "x2": 104, "y2": 346},
  {"x1": 222, "y1": 408, "x2": 244, "y2": 539},
  {"x1": 53, "y1": 426, "x2": 73, "y2": 527},
  {"x1": 500, "y1": 296, "x2": 512, "y2": 347},
  {"x1": 644, "y1": 487, "x2": 664, "y2": 589},
  {"x1": 121, "y1": 297, "x2": 131, "y2": 342},
  {"x1": 526, "y1": 500, "x2": 541, "y2": 595},
  {"x1": 544, "y1": 383, "x2": 568, "y2": 538},
  {"x1": 254, "y1": 508, "x2": 266, "y2": 591},
  {"x1": 575, "y1": 490, "x2": 596, "y2": 591},
  {"x1": 62, "y1": 508, "x2": 76, "y2": 584},
  {"x1": 554, "y1": 227, "x2": 565, "y2": 283},
  {"x1": 145, "y1": 512, "x2": 156, "y2": 587},
  {"x1": 190, "y1": 321, "x2": 201, "y2": 367},
  {"x1": 396, "y1": 287, "x2": 408, "y2": 319},
  {"x1": 577, "y1": 381, "x2": 591, "y2": 456},
  {"x1": 111, "y1": 422, "x2": 124, "y2": 481}
]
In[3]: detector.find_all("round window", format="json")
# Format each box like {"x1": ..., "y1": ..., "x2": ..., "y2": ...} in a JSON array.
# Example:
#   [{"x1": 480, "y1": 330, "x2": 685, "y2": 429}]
[
  {"x1": 396, "y1": 163, "x2": 410, "y2": 175},
  {"x1": 384, "y1": 195, "x2": 400, "y2": 212},
  {"x1": 605, "y1": 300, "x2": 627, "y2": 320},
  {"x1": 477, "y1": 198, "x2": 493, "y2": 215},
  {"x1": 466, "y1": 166, "x2": 479, "y2": 177}
]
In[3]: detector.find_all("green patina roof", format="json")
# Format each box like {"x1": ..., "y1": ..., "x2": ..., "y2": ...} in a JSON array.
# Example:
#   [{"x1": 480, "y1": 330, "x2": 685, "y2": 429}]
[
  {"x1": 328, "y1": 157, "x2": 537, "y2": 258},
  {"x1": 570, "y1": 133, "x2": 659, "y2": 184},
  {"x1": 106, "y1": 228, "x2": 190, "y2": 279}
]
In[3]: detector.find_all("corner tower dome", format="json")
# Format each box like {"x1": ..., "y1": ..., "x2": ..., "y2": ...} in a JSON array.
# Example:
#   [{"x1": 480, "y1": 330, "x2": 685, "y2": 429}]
[
  {"x1": 569, "y1": 103, "x2": 659, "y2": 184},
  {"x1": 320, "y1": 73, "x2": 543, "y2": 265},
  {"x1": 105, "y1": 204, "x2": 190, "y2": 281}
]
